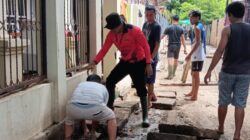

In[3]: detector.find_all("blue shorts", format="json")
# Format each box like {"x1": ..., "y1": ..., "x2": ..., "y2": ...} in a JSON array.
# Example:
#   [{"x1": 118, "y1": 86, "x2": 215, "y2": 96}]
[
  {"x1": 218, "y1": 72, "x2": 250, "y2": 108},
  {"x1": 146, "y1": 61, "x2": 158, "y2": 84}
]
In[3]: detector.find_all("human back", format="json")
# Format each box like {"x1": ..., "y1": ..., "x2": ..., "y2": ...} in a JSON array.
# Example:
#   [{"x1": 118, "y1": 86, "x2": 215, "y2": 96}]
[
  {"x1": 165, "y1": 25, "x2": 184, "y2": 45},
  {"x1": 70, "y1": 81, "x2": 108, "y2": 105},
  {"x1": 222, "y1": 22, "x2": 250, "y2": 74}
]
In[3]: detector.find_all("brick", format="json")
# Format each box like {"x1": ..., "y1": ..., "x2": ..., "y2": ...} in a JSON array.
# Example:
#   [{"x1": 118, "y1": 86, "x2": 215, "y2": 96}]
[
  {"x1": 152, "y1": 98, "x2": 176, "y2": 110},
  {"x1": 114, "y1": 101, "x2": 139, "y2": 114},
  {"x1": 147, "y1": 132, "x2": 197, "y2": 140},
  {"x1": 156, "y1": 91, "x2": 177, "y2": 99}
]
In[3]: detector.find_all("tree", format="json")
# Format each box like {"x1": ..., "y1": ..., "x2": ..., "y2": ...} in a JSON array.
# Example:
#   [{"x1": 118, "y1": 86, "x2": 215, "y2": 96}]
[{"x1": 165, "y1": 0, "x2": 227, "y2": 24}]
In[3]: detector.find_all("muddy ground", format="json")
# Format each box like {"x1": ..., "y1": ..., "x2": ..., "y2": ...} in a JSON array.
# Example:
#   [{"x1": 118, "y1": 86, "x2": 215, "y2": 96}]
[{"x1": 117, "y1": 46, "x2": 250, "y2": 140}]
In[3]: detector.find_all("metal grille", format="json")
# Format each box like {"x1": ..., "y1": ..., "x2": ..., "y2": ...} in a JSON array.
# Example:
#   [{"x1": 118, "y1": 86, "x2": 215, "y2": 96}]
[
  {"x1": 0, "y1": 0, "x2": 46, "y2": 96},
  {"x1": 64, "y1": 0, "x2": 89, "y2": 74}
]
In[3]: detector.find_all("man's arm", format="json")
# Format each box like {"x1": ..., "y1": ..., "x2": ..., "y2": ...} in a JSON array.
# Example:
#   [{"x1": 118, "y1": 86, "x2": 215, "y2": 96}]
[
  {"x1": 161, "y1": 27, "x2": 168, "y2": 40},
  {"x1": 93, "y1": 32, "x2": 114, "y2": 64},
  {"x1": 181, "y1": 34, "x2": 187, "y2": 54},
  {"x1": 185, "y1": 26, "x2": 200, "y2": 60},
  {"x1": 151, "y1": 25, "x2": 161, "y2": 59},
  {"x1": 204, "y1": 26, "x2": 230, "y2": 84}
]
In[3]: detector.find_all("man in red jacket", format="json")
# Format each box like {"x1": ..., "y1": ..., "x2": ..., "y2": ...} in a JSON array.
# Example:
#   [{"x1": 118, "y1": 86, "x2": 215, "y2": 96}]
[{"x1": 89, "y1": 12, "x2": 152, "y2": 127}]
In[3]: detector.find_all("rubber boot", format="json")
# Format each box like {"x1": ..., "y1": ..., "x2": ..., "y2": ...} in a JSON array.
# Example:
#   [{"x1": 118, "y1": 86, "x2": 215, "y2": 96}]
[
  {"x1": 173, "y1": 64, "x2": 178, "y2": 77},
  {"x1": 166, "y1": 65, "x2": 174, "y2": 79},
  {"x1": 140, "y1": 96, "x2": 150, "y2": 128}
]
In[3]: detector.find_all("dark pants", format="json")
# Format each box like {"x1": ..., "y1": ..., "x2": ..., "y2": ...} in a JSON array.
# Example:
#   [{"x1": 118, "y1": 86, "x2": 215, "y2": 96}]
[{"x1": 106, "y1": 59, "x2": 147, "y2": 108}]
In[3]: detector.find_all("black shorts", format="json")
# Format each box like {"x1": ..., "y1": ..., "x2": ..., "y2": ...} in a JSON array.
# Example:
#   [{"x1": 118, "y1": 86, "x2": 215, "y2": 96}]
[
  {"x1": 192, "y1": 61, "x2": 204, "y2": 72},
  {"x1": 167, "y1": 45, "x2": 181, "y2": 59}
]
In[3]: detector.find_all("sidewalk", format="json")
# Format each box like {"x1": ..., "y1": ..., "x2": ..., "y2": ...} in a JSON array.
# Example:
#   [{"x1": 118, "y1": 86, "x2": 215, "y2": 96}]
[{"x1": 117, "y1": 43, "x2": 250, "y2": 140}]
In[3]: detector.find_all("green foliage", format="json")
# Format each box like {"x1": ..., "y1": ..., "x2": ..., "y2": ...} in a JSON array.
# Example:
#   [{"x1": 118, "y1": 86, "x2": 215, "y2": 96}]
[{"x1": 165, "y1": 0, "x2": 227, "y2": 24}]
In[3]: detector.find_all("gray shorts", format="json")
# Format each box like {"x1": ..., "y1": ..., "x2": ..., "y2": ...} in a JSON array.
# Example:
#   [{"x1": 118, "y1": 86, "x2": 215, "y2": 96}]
[
  {"x1": 218, "y1": 72, "x2": 250, "y2": 108},
  {"x1": 167, "y1": 44, "x2": 181, "y2": 59},
  {"x1": 65, "y1": 102, "x2": 115, "y2": 125}
]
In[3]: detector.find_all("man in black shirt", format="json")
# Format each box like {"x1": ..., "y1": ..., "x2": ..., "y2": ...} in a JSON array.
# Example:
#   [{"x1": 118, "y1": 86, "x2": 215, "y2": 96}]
[
  {"x1": 142, "y1": 6, "x2": 161, "y2": 108},
  {"x1": 162, "y1": 15, "x2": 187, "y2": 80},
  {"x1": 205, "y1": 2, "x2": 250, "y2": 139}
]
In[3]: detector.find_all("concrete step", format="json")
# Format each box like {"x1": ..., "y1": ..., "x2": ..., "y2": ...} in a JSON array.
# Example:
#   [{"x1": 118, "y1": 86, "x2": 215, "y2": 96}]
[
  {"x1": 159, "y1": 124, "x2": 220, "y2": 140},
  {"x1": 155, "y1": 91, "x2": 177, "y2": 99},
  {"x1": 152, "y1": 98, "x2": 176, "y2": 110},
  {"x1": 147, "y1": 132, "x2": 197, "y2": 140}
]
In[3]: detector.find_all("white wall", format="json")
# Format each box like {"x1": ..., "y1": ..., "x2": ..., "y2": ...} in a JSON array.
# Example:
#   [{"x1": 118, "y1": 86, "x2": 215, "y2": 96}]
[{"x1": 0, "y1": 84, "x2": 53, "y2": 140}]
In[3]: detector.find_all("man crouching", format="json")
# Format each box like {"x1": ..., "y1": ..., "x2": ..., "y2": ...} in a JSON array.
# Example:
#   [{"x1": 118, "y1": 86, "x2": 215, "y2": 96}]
[{"x1": 64, "y1": 74, "x2": 117, "y2": 140}]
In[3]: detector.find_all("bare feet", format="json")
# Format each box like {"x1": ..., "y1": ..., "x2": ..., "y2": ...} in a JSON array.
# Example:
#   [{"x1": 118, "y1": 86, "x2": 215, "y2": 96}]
[
  {"x1": 151, "y1": 92, "x2": 157, "y2": 102},
  {"x1": 184, "y1": 92, "x2": 193, "y2": 97},
  {"x1": 217, "y1": 125, "x2": 224, "y2": 135},
  {"x1": 148, "y1": 102, "x2": 152, "y2": 109},
  {"x1": 233, "y1": 131, "x2": 241, "y2": 140},
  {"x1": 185, "y1": 96, "x2": 197, "y2": 101}
]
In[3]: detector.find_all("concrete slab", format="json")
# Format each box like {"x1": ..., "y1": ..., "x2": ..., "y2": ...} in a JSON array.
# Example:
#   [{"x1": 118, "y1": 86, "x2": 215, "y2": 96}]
[
  {"x1": 114, "y1": 108, "x2": 131, "y2": 132},
  {"x1": 114, "y1": 101, "x2": 139, "y2": 114},
  {"x1": 159, "y1": 124, "x2": 220, "y2": 140},
  {"x1": 152, "y1": 98, "x2": 176, "y2": 110},
  {"x1": 155, "y1": 91, "x2": 177, "y2": 99},
  {"x1": 147, "y1": 132, "x2": 197, "y2": 140}
]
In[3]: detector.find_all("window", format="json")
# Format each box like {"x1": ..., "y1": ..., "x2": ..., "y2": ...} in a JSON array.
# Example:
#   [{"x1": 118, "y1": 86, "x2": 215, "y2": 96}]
[{"x1": 64, "y1": 0, "x2": 90, "y2": 74}]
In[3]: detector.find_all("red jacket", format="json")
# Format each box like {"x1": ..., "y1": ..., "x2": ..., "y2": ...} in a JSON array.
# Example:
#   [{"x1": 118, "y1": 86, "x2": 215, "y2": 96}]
[{"x1": 94, "y1": 24, "x2": 152, "y2": 64}]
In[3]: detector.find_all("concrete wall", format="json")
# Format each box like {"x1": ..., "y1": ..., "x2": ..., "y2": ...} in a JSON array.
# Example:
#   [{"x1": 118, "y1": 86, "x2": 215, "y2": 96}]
[
  {"x1": 66, "y1": 71, "x2": 89, "y2": 101},
  {"x1": 209, "y1": 19, "x2": 224, "y2": 47},
  {"x1": 0, "y1": 84, "x2": 53, "y2": 140}
]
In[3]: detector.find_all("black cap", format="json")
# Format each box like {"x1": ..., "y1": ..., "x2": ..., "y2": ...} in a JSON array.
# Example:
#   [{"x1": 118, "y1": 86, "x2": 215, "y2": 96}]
[{"x1": 105, "y1": 13, "x2": 123, "y2": 30}]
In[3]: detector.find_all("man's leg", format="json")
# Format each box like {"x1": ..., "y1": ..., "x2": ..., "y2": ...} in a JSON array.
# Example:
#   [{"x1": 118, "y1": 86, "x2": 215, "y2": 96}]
[
  {"x1": 130, "y1": 60, "x2": 149, "y2": 127},
  {"x1": 167, "y1": 57, "x2": 174, "y2": 79},
  {"x1": 173, "y1": 46, "x2": 181, "y2": 77},
  {"x1": 166, "y1": 46, "x2": 174, "y2": 79},
  {"x1": 65, "y1": 124, "x2": 74, "y2": 140},
  {"x1": 191, "y1": 71, "x2": 200, "y2": 100},
  {"x1": 106, "y1": 62, "x2": 128, "y2": 109},
  {"x1": 173, "y1": 59, "x2": 178, "y2": 76},
  {"x1": 218, "y1": 105, "x2": 228, "y2": 134},
  {"x1": 107, "y1": 118, "x2": 117, "y2": 140},
  {"x1": 185, "y1": 71, "x2": 195, "y2": 97},
  {"x1": 147, "y1": 84, "x2": 152, "y2": 108},
  {"x1": 147, "y1": 61, "x2": 158, "y2": 103},
  {"x1": 90, "y1": 121, "x2": 99, "y2": 139},
  {"x1": 234, "y1": 107, "x2": 244, "y2": 139},
  {"x1": 232, "y1": 75, "x2": 250, "y2": 139}
]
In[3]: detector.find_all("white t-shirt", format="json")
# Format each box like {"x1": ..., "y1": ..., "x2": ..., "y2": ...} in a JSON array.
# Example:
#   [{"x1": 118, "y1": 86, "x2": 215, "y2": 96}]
[
  {"x1": 70, "y1": 81, "x2": 109, "y2": 105},
  {"x1": 191, "y1": 43, "x2": 206, "y2": 61},
  {"x1": 191, "y1": 24, "x2": 206, "y2": 62}
]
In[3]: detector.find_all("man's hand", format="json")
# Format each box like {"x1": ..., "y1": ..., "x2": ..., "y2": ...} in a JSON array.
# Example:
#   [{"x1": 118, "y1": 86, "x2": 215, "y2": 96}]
[
  {"x1": 146, "y1": 64, "x2": 153, "y2": 78},
  {"x1": 87, "y1": 61, "x2": 96, "y2": 71},
  {"x1": 204, "y1": 71, "x2": 212, "y2": 84},
  {"x1": 185, "y1": 54, "x2": 191, "y2": 61},
  {"x1": 184, "y1": 49, "x2": 187, "y2": 55}
]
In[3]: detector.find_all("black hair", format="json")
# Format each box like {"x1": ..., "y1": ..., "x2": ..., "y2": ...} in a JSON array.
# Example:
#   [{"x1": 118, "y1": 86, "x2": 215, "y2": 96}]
[
  {"x1": 86, "y1": 74, "x2": 101, "y2": 83},
  {"x1": 145, "y1": 5, "x2": 156, "y2": 13},
  {"x1": 189, "y1": 10, "x2": 201, "y2": 20},
  {"x1": 226, "y1": 1, "x2": 245, "y2": 18},
  {"x1": 172, "y1": 15, "x2": 179, "y2": 21}
]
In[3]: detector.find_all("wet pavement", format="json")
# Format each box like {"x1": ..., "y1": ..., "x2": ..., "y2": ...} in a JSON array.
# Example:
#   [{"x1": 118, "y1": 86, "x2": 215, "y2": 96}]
[{"x1": 114, "y1": 45, "x2": 250, "y2": 140}]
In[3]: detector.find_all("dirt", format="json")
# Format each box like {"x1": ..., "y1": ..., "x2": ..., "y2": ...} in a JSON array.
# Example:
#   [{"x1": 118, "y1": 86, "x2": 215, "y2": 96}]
[{"x1": 116, "y1": 45, "x2": 250, "y2": 140}]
